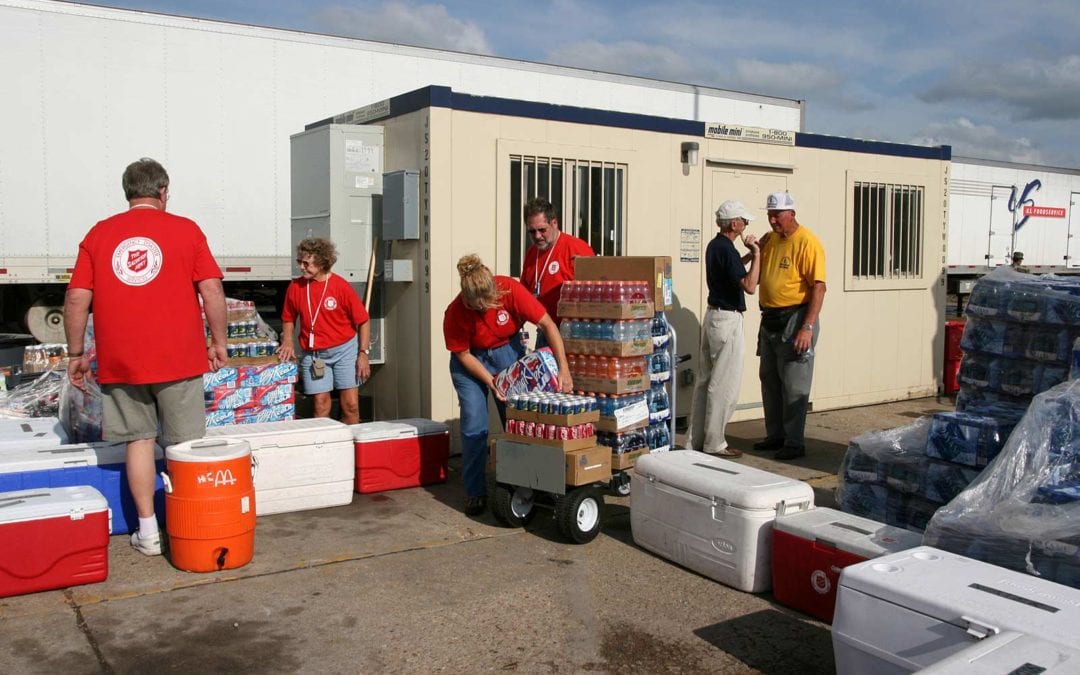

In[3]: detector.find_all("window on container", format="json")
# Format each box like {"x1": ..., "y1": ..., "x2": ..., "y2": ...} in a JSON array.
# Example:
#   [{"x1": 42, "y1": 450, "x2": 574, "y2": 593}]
[
  {"x1": 509, "y1": 155, "x2": 626, "y2": 276},
  {"x1": 852, "y1": 181, "x2": 924, "y2": 280}
]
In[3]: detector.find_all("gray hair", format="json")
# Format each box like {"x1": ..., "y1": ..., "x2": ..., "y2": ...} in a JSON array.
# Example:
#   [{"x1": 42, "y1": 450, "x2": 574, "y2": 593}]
[
  {"x1": 122, "y1": 158, "x2": 169, "y2": 200},
  {"x1": 717, "y1": 217, "x2": 740, "y2": 233}
]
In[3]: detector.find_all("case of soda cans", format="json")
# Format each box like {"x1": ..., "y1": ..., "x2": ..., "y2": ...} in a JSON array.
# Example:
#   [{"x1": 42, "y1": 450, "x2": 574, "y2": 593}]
[
  {"x1": 0, "y1": 486, "x2": 110, "y2": 597},
  {"x1": 492, "y1": 348, "x2": 560, "y2": 398},
  {"x1": 204, "y1": 362, "x2": 298, "y2": 427}
]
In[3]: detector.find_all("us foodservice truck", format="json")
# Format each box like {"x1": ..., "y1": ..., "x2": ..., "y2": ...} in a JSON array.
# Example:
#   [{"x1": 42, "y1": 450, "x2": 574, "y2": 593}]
[{"x1": 0, "y1": 0, "x2": 801, "y2": 345}]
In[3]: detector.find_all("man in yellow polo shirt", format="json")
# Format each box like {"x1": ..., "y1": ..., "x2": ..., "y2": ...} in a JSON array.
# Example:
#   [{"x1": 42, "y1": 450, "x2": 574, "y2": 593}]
[{"x1": 754, "y1": 191, "x2": 826, "y2": 460}]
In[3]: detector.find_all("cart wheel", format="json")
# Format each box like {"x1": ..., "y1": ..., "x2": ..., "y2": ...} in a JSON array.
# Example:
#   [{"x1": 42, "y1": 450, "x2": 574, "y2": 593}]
[
  {"x1": 555, "y1": 486, "x2": 603, "y2": 544},
  {"x1": 609, "y1": 472, "x2": 631, "y2": 497},
  {"x1": 492, "y1": 485, "x2": 537, "y2": 528}
]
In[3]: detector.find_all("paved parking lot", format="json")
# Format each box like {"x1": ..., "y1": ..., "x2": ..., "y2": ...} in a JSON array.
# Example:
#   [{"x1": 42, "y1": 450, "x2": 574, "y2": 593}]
[{"x1": 1, "y1": 396, "x2": 952, "y2": 674}]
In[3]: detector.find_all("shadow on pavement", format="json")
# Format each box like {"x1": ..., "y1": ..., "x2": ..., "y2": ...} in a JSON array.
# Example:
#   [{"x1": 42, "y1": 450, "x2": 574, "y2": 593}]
[{"x1": 694, "y1": 608, "x2": 834, "y2": 674}]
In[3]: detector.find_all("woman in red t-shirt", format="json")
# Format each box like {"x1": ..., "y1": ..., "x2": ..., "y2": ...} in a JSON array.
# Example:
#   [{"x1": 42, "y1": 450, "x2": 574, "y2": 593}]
[
  {"x1": 444, "y1": 254, "x2": 573, "y2": 515},
  {"x1": 279, "y1": 238, "x2": 371, "y2": 424}
]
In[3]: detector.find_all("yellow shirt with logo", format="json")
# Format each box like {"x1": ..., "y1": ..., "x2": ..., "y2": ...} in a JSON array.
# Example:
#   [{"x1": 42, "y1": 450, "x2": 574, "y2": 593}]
[{"x1": 759, "y1": 225, "x2": 826, "y2": 308}]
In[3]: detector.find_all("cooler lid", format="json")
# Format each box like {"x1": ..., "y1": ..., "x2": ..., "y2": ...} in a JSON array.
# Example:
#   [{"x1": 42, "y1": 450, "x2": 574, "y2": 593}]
[
  {"x1": 351, "y1": 418, "x2": 449, "y2": 442},
  {"x1": 839, "y1": 547, "x2": 1080, "y2": 646},
  {"x1": 166, "y1": 437, "x2": 250, "y2": 462},
  {"x1": 775, "y1": 506, "x2": 922, "y2": 558},
  {"x1": 204, "y1": 417, "x2": 353, "y2": 448},
  {"x1": 0, "y1": 416, "x2": 70, "y2": 448},
  {"x1": 0, "y1": 441, "x2": 163, "y2": 472},
  {"x1": 0, "y1": 486, "x2": 108, "y2": 524},
  {"x1": 633, "y1": 449, "x2": 814, "y2": 511},
  {"x1": 917, "y1": 631, "x2": 1080, "y2": 674}
]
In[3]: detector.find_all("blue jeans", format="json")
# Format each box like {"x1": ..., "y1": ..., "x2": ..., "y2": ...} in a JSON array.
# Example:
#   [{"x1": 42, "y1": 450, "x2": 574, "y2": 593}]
[{"x1": 450, "y1": 341, "x2": 524, "y2": 497}]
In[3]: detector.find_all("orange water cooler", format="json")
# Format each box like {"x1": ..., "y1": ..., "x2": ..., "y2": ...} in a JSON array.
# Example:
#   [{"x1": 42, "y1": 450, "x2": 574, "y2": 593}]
[{"x1": 162, "y1": 438, "x2": 256, "y2": 572}]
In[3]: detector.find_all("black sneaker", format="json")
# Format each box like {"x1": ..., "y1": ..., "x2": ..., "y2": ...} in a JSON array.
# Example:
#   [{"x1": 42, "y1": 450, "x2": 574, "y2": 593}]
[
  {"x1": 464, "y1": 495, "x2": 487, "y2": 516},
  {"x1": 775, "y1": 445, "x2": 806, "y2": 460},
  {"x1": 753, "y1": 438, "x2": 785, "y2": 452}
]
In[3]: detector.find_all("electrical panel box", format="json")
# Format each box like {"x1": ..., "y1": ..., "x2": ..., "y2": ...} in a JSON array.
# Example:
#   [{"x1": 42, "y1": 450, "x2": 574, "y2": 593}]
[
  {"x1": 290, "y1": 125, "x2": 384, "y2": 282},
  {"x1": 384, "y1": 260, "x2": 414, "y2": 282},
  {"x1": 382, "y1": 170, "x2": 420, "y2": 240}
]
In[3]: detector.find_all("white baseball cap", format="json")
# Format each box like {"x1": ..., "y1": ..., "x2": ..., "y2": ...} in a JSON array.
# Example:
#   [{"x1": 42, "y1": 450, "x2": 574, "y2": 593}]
[
  {"x1": 715, "y1": 200, "x2": 754, "y2": 222},
  {"x1": 766, "y1": 191, "x2": 796, "y2": 210}
]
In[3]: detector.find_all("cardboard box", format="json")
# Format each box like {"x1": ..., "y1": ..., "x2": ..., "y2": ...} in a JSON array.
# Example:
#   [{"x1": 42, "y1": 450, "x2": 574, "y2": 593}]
[
  {"x1": 573, "y1": 374, "x2": 650, "y2": 395},
  {"x1": 563, "y1": 337, "x2": 653, "y2": 357},
  {"x1": 576, "y1": 256, "x2": 673, "y2": 310},
  {"x1": 611, "y1": 446, "x2": 650, "y2": 470},
  {"x1": 595, "y1": 416, "x2": 649, "y2": 433},
  {"x1": 504, "y1": 433, "x2": 597, "y2": 452},
  {"x1": 565, "y1": 446, "x2": 612, "y2": 486},
  {"x1": 506, "y1": 408, "x2": 600, "y2": 426},
  {"x1": 558, "y1": 301, "x2": 655, "y2": 320}
]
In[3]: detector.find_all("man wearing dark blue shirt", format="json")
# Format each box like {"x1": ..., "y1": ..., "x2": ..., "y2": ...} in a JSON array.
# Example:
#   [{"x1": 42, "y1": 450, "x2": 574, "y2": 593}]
[{"x1": 687, "y1": 200, "x2": 760, "y2": 456}]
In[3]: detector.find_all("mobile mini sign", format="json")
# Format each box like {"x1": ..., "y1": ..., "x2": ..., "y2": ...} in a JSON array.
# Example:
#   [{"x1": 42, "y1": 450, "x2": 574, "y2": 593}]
[{"x1": 705, "y1": 123, "x2": 796, "y2": 146}]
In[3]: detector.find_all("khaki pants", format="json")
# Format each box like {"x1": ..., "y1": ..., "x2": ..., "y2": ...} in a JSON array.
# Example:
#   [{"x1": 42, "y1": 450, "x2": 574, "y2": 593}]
[{"x1": 687, "y1": 308, "x2": 745, "y2": 453}]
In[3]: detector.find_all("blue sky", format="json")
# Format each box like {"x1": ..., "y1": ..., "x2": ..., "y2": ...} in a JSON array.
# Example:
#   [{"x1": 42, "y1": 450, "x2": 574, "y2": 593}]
[{"x1": 83, "y1": 0, "x2": 1080, "y2": 167}]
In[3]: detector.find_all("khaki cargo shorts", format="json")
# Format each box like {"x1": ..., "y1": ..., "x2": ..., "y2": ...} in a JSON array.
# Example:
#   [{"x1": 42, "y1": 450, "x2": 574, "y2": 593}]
[{"x1": 102, "y1": 376, "x2": 205, "y2": 445}]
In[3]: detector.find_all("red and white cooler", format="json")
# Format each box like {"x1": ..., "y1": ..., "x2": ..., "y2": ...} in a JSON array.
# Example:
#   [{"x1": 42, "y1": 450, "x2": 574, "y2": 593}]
[
  {"x1": 0, "y1": 486, "x2": 109, "y2": 597},
  {"x1": 631, "y1": 450, "x2": 814, "y2": 592},
  {"x1": 350, "y1": 419, "x2": 449, "y2": 494},
  {"x1": 204, "y1": 418, "x2": 354, "y2": 515},
  {"x1": 772, "y1": 506, "x2": 922, "y2": 623}
]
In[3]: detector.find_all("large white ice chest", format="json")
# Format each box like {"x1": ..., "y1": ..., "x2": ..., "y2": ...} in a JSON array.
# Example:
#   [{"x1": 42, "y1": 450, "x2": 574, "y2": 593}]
[
  {"x1": 204, "y1": 418, "x2": 354, "y2": 515},
  {"x1": 0, "y1": 416, "x2": 69, "y2": 451},
  {"x1": 631, "y1": 450, "x2": 814, "y2": 592},
  {"x1": 916, "y1": 631, "x2": 1080, "y2": 674},
  {"x1": 833, "y1": 546, "x2": 1080, "y2": 674}
]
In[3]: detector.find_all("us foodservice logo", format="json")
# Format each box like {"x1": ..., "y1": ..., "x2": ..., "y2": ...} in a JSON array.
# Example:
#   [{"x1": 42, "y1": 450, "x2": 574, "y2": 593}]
[{"x1": 112, "y1": 237, "x2": 162, "y2": 286}]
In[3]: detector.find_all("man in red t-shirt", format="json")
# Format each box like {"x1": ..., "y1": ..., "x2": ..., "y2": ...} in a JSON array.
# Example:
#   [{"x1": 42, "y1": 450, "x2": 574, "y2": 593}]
[
  {"x1": 64, "y1": 158, "x2": 228, "y2": 558},
  {"x1": 519, "y1": 197, "x2": 595, "y2": 345}
]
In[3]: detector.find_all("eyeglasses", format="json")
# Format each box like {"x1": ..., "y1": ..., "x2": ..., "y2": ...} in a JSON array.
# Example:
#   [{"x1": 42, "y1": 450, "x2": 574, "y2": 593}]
[{"x1": 295, "y1": 258, "x2": 317, "y2": 268}]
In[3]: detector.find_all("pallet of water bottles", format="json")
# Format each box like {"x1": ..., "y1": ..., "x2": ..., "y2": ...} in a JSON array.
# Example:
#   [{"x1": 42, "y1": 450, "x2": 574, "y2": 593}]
[
  {"x1": 503, "y1": 393, "x2": 598, "y2": 452},
  {"x1": 557, "y1": 280, "x2": 655, "y2": 320}
]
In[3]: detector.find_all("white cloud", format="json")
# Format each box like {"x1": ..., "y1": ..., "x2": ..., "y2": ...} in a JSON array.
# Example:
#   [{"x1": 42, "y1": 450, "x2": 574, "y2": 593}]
[
  {"x1": 546, "y1": 40, "x2": 699, "y2": 84},
  {"x1": 920, "y1": 55, "x2": 1080, "y2": 121},
  {"x1": 310, "y1": 1, "x2": 492, "y2": 54},
  {"x1": 911, "y1": 117, "x2": 1046, "y2": 164},
  {"x1": 730, "y1": 59, "x2": 873, "y2": 112}
]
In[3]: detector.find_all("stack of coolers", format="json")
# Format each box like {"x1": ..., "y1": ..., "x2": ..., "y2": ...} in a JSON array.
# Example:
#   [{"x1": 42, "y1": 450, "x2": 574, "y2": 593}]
[
  {"x1": 836, "y1": 411, "x2": 1013, "y2": 533},
  {"x1": 204, "y1": 362, "x2": 299, "y2": 427},
  {"x1": 502, "y1": 392, "x2": 609, "y2": 486},
  {"x1": 832, "y1": 546, "x2": 1080, "y2": 674}
]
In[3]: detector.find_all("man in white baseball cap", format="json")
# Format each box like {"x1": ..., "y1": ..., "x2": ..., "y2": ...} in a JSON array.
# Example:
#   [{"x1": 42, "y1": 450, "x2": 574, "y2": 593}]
[
  {"x1": 686, "y1": 200, "x2": 760, "y2": 457},
  {"x1": 753, "y1": 191, "x2": 826, "y2": 460}
]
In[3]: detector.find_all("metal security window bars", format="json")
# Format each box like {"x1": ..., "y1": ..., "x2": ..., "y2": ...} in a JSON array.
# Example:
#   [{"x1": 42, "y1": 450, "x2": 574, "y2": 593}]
[
  {"x1": 510, "y1": 156, "x2": 626, "y2": 276},
  {"x1": 852, "y1": 181, "x2": 925, "y2": 279}
]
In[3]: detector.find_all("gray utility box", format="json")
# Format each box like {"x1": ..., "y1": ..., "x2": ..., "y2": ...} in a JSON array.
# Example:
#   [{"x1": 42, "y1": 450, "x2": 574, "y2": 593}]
[
  {"x1": 290, "y1": 124, "x2": 383, "y2": 283},
  {"x1": 383, "y1": 169, "x2": 420, "y2": 240}
]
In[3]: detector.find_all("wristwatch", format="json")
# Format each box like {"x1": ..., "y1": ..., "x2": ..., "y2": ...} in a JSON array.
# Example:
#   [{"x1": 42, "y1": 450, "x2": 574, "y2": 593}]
[
  {"x1": 801, "y1": 323, "x2": 814, "y2": 332},
  {"x1": 359, "y1": 348, "x2": 370, "y2": 355}
]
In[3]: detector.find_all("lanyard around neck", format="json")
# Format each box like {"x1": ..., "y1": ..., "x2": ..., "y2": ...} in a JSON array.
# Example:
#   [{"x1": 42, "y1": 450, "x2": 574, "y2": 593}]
[
  {"x1": 305, "y1": 272, "x2": 331, "y2": 349},
  {"x1": 532, "y1": 233, "x2": 560, "y2": 296}
]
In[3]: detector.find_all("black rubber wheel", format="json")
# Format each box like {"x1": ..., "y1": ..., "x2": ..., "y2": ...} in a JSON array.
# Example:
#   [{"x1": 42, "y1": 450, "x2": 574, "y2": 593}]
[
  {"x1": 555, "y1": 486, "x2": 604, "y2": 544},
  {"x1": 609, "y1": 471, "x2": 631, "y2": 497},
  {"x1": 492, "y1": 484, "x2": 537, "y2": 528}
]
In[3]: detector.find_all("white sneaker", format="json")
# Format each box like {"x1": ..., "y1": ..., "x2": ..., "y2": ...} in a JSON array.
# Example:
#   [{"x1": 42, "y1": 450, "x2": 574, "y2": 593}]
[{"x1": 130, "y1": 530, "x2": 163, "y2": 556}]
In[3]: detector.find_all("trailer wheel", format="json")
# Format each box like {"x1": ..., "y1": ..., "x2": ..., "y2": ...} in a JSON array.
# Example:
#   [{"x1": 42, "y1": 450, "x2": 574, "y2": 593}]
[
  {"x1": 609, "y1": 471, "x2": 631, "y2": 497},
  {"x1": 492, "y1": 485, "x2": 536, "y2": 528},
  {"x1": 25, "y1": 294, "x2": 66, "y2": 344},
  {"x1": 555, "y1": 486, "x2": 603, "y2": 544}
]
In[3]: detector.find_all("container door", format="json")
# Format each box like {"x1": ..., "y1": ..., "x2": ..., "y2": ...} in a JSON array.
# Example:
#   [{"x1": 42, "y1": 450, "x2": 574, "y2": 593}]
[
  {"x1": 987, "y1": 186, "x2": 1014, "y2": 267},
  {"x1": 1069, "y1": 192, "x2": 1080, "y2": 269},
  {"x1": 703, "y1": 167, "x2": 789, "y2": 418}
]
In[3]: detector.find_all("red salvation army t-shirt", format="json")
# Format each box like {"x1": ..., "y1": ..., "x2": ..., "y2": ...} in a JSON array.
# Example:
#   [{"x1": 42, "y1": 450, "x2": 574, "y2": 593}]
[
  {"x1": 68, "y1": 208, "x2": 223, "y2": 385},
  {"x1": 520, "y1": 232, "x2": 594, "y2": 321},
  {"x1": 281, "y1": 273, "x2": 369, "y2": 351},
  {"x1": 443, "y1": 276, "x2": 546, "y2": 352}
]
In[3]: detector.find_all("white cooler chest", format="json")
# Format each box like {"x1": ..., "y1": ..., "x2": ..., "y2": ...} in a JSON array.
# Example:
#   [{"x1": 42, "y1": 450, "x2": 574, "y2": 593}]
[
  {"x1": 204, "y1": 418, "x2": 353, "y2": 515},
  {"x1": 916, "y1": 631, "x2": 1080, "y2": 674},
  {"x1": 0, "y1": 417, "x2": 69, "y2": 451},
  {"x1": 833, "y1": 546, "x2": 1080, "y2": 674},
  {"x1": 631, "y1": 450, "x2": 814, "y2": 592}
]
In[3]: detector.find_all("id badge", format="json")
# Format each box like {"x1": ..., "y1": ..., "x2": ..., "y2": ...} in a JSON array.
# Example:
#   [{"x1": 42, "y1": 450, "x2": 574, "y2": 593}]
[{"x1": 308, "y1": 332, "x2": 315, "y2": 349}]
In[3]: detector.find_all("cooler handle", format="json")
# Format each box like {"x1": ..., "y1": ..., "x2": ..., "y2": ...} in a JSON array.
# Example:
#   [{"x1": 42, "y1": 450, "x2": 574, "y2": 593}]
[
  {"x1": 251, "y1": 455, "x2": 259, "y2": 481},
  {"x1": 961, "y1": 616, "x2": 1000, "y2": 640},
  {"x1": 189, "y1": 439, "x2": 232, "y2": 448},
  {"x1": 161, "y1": 471, "x2": 173, "y2": 494},
  {"x1": 776, "y1": 498, "x2": 812, "y2": 517}
]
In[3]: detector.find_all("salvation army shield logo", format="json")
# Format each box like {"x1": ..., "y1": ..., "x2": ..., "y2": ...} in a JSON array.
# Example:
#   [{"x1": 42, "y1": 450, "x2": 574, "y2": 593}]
[
  {"x1": 324, "y1": 296, "x2": 339, "y2": 310},
  {"x1": 112, "y1": 237, "x2": 163, "y2": 286},
  {"x1": 547, "y1": 261, "x2": 561, "y2": 275},
  {"x1": 496, "y1": 310, "x2": 510, "y2": 325}
]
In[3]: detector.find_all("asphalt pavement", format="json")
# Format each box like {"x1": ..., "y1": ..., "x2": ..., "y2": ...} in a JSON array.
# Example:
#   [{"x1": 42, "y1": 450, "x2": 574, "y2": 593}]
[{"x1": 0, "y1": 395, "x2": 953, "y2": 674}]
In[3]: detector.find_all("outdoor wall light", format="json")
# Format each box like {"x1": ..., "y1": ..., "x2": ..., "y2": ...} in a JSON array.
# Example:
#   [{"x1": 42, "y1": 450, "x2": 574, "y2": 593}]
[{"x1": 680, "y1": 141, "x2": 699, "y2": 166}]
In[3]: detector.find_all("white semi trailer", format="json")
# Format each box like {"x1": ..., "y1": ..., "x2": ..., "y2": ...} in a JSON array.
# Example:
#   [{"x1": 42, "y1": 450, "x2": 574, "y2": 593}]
[
  {"x1": 0, "y1": 0, "x2": 802, "y2": 341},
  {"x1": 949, "y1": 157, "x2": 1080, "y2": 276}
]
